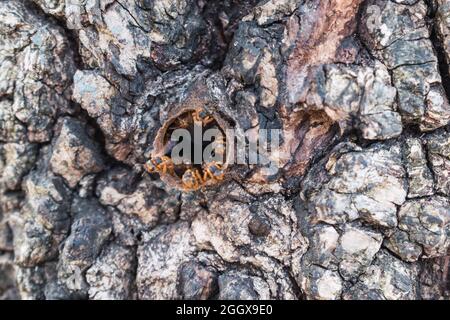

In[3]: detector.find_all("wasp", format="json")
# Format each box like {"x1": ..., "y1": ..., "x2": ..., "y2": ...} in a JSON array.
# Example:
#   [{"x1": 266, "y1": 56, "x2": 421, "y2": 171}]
[
  {"x1": 172, "y1": 114, "x2": 192, "y2": 129},
  {"x1": 143, "y1": 159, "x2": 158, "y2": 174},
  {"x1": 192, "y1": 109, "x2": 214, "y2": 126},
  {"x1": 181, "y1": 168, "x2": 204, "y2": 191},
  {"x1": 144, "y1": 156, "x2": 175, "y2": 175},
  {"x1": 202, "y1": 161, "x2": 225, "y2": 182},
  {"x1": 212, "y1": 134, "x2": 226, "y2": 158}
]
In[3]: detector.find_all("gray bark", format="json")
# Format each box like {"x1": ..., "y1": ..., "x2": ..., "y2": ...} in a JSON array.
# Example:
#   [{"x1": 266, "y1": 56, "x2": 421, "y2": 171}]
[{"x1": 0, "y1": 0, "x2": 449, "y2": 300}]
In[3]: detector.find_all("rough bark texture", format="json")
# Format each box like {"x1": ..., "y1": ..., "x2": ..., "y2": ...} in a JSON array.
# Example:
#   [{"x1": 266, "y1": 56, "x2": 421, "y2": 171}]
[{"x1": 0, "y1": 0, "x2": 450, "y2": 300}]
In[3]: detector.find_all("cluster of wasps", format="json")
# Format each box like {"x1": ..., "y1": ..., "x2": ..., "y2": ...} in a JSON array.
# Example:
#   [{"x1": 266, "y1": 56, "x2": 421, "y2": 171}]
[{"x1": 144, "y1": 109, "x2": 226, "y2": 191}]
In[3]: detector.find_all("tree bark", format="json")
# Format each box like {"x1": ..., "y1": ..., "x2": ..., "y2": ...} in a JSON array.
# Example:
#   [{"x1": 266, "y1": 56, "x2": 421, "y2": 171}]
[{"x1": 0, "y1": 0, "x2": 449, "y2": 300}]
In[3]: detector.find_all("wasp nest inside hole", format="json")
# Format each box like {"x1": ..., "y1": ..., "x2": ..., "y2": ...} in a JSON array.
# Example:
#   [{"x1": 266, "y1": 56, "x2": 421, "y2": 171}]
[{"x1": 145, "y1": 109, "x2": 230, "y2": 191}]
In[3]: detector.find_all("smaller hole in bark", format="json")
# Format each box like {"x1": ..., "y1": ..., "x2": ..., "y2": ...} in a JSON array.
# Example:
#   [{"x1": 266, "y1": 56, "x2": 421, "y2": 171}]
[{"x1": 248, "y1": 215, "x2": 271, "y2": 238}]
